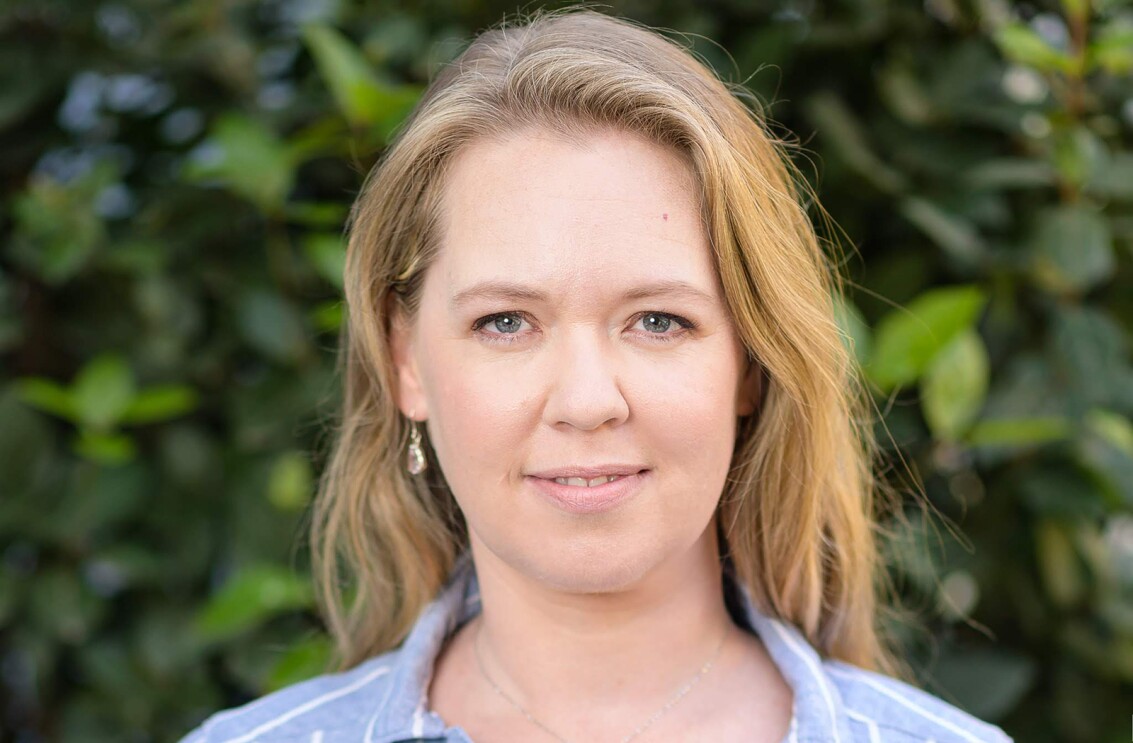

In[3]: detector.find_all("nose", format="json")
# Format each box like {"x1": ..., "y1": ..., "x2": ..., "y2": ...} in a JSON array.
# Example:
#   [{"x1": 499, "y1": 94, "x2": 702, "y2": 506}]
[{"x1": 542, "y1": 326, "x2": 630, "y2": 431}]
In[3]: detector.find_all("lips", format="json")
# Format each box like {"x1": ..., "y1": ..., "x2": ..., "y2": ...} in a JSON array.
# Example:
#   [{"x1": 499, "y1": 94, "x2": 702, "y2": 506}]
[
  {"x1": 526, "y1": 469, "x2": 649, "y2": 515},
  {"x1": 527, "y1": 464, "x2": 648, "y2": 480}
]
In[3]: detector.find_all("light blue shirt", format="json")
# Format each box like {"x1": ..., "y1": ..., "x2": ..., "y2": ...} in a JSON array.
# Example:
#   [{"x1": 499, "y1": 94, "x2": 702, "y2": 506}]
[{"x1": 180, "y1": 551, "x2": 1013, "y2": 742}]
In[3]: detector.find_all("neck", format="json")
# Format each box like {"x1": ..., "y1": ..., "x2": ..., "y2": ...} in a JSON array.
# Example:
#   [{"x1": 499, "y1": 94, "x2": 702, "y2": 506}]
[{"x1": 465, "y1": 526, "x2": 736, "y2": 734}]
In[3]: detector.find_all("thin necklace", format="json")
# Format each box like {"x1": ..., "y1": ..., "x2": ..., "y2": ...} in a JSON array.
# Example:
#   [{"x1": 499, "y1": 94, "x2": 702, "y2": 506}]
[{"x1": 472, "y1": 621, "x2": 729, "y2": 743}]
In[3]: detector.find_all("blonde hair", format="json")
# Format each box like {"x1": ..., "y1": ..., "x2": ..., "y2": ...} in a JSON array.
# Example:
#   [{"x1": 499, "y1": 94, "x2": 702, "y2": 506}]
[{"x1": 312, "y1": 6, "x2": 910, "y2": 681}]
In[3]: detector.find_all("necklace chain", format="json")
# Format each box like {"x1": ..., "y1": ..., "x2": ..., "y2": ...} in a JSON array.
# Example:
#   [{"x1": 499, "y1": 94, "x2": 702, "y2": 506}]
[{"x1": 472, "y1": 621, "x2": 728, "y2": 743}]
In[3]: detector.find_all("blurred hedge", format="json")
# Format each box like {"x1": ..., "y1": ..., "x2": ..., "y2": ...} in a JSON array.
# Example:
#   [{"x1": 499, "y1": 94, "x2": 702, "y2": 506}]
[{"x1": 1, "y1": 1, "x2": 1131, "y2": 741}]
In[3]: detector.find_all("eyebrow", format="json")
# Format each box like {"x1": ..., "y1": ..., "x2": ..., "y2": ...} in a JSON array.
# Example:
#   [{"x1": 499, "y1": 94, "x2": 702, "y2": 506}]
[{"x1": 449, "y1": 279, "x2": 718, "y2": 309}]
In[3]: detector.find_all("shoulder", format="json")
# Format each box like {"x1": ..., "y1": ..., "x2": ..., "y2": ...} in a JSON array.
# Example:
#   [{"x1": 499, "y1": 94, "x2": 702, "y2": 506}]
[
  {"x1": 177, "y1": 651, "x2": 403, "y2": 743},
  {"x1": 824, "y1": 658, "x2": 1014, "y2": 743}
]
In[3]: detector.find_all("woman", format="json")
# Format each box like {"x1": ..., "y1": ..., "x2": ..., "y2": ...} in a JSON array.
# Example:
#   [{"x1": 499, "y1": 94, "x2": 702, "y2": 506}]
[{"x1": 182, "y1": 8, "x2": 1012, "y2": 743}]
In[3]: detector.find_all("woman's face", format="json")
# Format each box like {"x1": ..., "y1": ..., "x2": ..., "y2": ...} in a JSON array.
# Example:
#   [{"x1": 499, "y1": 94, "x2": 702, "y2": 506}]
[{"x1": 390, "y1": 127, "x2": 760, "y2": 592}]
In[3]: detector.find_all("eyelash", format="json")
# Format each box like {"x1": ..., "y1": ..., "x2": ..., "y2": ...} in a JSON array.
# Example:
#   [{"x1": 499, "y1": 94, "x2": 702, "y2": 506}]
[{"x1": 471, "y1": 311, "x2": 697, "y2": 346}]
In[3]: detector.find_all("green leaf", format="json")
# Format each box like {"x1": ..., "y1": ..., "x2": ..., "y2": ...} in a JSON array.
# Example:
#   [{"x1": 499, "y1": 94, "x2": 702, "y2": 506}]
[
  {"x1": 303, "y1": 24, "x2": 381, "y2": 127},
  {"x1": 867, "y1": 285, "x2": 987, "y2": 390},
  {"x1": 186, "y1": 114, "x2": 295, "y2": 211},
  {"x1": 1086, "y1": 410, "x2": 1133, "y2": 456},
  {"x1": 1036, "y1": 520, "x2": 1086, "y2": 608},
  {"x1": 119, "y1": 386, "x2": 199, "y2": 425},
  {"x1": 1088, "y1": 21, "x2": 1133, "y2": 75},
  {"x1": 265, "y1": 635, "x2": 332, "y2": 691},
  {"x1": 303, "y1": 24, "x2": 422, "y2": 133},
  {"x1": 9, "y1": 165, "x2": 114, "y2": 285},
  {"x1": 898, "y1": 197, "x2": 983, "y2": 265},
  {"x1": 804, "y1": 91, "x2": 907, "y2": 194},
  {"x1": 73, "y1": 430, "x2": 136, "y2": 465},
  {"x1": 267, "y1": 451, "x2": 313, "y2": 512},
  {"x1": 967, "y1": 416, "x2": 1072, "y2": 448},
  {"x1": 1078, "y1": 410, "x2": 1133, "y2": 507},
  {"x1": 922, "y1": 330, "x2": 989, "y2": 441},
  {"x1": 303, "y1": 234, "x2": 346, "y2": 289},
  {"x1": 72, "y1": 355, "x2": 137, "y2": 431},
  {"x1": 194, "y1": 565, "x2": 314, "y2": 643},
  {"x1": 310, "y1": 300, "x2": 344, "y2": 333},
  {"x1": 17, "y1": 377, "x2": 77, "y2": 421},
  {"x1": 286, "y1": 201, "x2": 350, "y2": 227},
  {"x1": 286, "y1": 117, "x2": 355, "y2": 161},
  {"x1": 1084, "y1": 152, "x2": 1133, "y2": 201},
  {"x1": 876, "y1": 57, "x2": 934, "y2": 125},
  {"x1": 964, "y1": 159, "x2": 1057, "y2": 190},
  {"x1": 1030, "y1": 205, "x2": 1115, "y2": 293},
  {"x1": 994, "y1": 23, "x2": 1077, "y2": 74},
  {"x1": 1052, "y1": 127, "x2": 1107, "y2": 191}
]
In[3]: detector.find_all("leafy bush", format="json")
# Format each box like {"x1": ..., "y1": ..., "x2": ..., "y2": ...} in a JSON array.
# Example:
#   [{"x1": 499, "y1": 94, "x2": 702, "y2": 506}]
[{"x1": 1, "y1": 1, "x2": 1130, "y2": 740}]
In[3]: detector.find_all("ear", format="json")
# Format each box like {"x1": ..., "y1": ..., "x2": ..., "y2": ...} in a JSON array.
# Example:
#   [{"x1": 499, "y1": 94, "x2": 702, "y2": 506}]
[
  {"x1": 735, "y1": 355, "x2": 763, "y2": 418},
  {"x1": 387, "y1": 296, "x2": 429, "y2": 420}
]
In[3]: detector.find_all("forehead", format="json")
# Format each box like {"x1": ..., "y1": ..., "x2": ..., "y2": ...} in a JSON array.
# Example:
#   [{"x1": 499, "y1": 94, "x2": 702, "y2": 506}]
[{"x1": 433, "y1": 128, "x2": 716, "y2": 295}]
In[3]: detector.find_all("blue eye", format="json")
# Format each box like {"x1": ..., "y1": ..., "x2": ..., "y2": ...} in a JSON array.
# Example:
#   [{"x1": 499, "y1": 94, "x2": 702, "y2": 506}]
[
  {"x1": 471, "y1": 311, "x2": 696, "y2": 345},
  {"x1": 489, "y1": 314, "x2": 523, "y2": 334},
  {"x1": 469, "y1": 310, "x2": 530, "y2": 342},
  {"x1": 632, "y1": 312, "x2": 695, "y2": 341},
  {"x1": 638, "y1": 313, "x2": 674, "y2": 333}
]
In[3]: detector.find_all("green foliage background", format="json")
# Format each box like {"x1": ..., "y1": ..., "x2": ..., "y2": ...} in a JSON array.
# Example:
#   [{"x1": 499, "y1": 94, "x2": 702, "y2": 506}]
[{"x1": 2, "y1": 0, "x2": 1131, "y2": 740}]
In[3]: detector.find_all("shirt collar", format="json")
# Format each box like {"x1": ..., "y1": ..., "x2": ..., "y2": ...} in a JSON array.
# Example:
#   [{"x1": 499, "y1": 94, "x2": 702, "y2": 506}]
[
  {"x1": 726, "y1": 569, "x2": 856, "y2": 743},
  {"x1": 369, "y1": 550, "x2": 853, "y2": 743}
]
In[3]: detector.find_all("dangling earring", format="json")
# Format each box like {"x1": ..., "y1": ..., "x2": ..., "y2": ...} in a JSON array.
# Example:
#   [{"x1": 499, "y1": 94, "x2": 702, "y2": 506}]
[{"x1": 406, "y1": 409, "x2": 426, "y2": 475}]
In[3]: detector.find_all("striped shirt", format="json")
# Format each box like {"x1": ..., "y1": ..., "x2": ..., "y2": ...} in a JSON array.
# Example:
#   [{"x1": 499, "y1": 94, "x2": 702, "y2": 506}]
[{"x1": 180, "y1": 551, "x2": 1013, "y2": 742}]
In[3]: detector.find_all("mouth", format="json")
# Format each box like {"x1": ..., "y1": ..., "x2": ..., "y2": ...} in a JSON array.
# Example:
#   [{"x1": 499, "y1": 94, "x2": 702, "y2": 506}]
[
  {"x1": 526, "y1": 469, "x2": 650, "y2": 515},
  {"x1": 526, "y1": 464, "x2": 649, "y2": 480},
  {"x1": 540, "y1": 470, "x2": 646, "y2": 487}
]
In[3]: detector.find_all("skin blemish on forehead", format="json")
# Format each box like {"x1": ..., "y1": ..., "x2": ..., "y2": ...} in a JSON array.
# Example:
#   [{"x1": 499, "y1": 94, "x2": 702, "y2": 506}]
[{"x1": 662, "y1": 212, "x2": 669, "y2": 221}]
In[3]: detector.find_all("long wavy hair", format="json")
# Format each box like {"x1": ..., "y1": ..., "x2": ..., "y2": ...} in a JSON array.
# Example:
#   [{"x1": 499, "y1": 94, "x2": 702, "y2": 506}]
[{"x1": 311, "y1": 6, "x2": 910, "y2": 682}]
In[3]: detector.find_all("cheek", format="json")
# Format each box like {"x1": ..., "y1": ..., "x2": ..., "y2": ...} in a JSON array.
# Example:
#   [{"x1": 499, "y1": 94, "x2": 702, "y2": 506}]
[
  {"x1": 417, "y1": 347, "x2": 537, "y2": 486},
  {"x1": 638, "y1": 352, "x2": 740, "y2": 488},
  {"x1": 631, "y1": 346, "x2": 740, "y2": 434}
]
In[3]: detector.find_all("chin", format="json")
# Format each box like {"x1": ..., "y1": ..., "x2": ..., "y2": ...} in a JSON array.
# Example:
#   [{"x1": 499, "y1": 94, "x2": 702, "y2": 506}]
[
  {"x1": 540, "y1": 559, "x2": 648, "y2": 595},
  {"x1": 509, "y1": 533, "x2": 673, "y2": 595}
]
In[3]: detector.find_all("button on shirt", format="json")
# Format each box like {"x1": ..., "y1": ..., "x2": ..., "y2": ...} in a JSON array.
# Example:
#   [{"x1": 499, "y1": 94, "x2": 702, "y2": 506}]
[{"x1": 180, "y1": 552, "x2": 1013, "y2": 742}]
